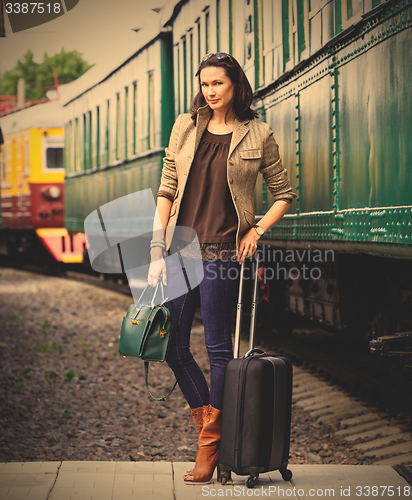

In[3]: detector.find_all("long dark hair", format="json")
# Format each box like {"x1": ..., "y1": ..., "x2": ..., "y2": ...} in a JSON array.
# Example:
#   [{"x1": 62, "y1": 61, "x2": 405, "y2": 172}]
[{"x1": 191, "y1": 53, "x2": 258, "y2": 122}]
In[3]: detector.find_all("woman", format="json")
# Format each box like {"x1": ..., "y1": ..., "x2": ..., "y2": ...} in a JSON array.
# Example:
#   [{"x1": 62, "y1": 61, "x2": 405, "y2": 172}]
[{"x1": 148, "y1": 53, "x2": 297, "y2": 484}]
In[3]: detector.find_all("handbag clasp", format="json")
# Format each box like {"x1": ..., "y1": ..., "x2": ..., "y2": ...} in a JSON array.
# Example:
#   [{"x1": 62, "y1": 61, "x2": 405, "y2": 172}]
[{"x1": 159, "y1": 304, "x2": 169, "y2": 336}]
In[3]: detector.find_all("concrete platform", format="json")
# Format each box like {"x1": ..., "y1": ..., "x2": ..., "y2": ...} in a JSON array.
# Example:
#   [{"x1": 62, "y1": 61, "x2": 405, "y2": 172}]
[{"x1": 0, "y1": 462, "x2": 410, "y2": 500}]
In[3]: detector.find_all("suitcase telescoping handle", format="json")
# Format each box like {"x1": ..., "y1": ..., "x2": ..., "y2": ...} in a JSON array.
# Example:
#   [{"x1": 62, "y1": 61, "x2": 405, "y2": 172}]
[{"x1": 233, "y1": 252, "x2": 260, "y2": 359}]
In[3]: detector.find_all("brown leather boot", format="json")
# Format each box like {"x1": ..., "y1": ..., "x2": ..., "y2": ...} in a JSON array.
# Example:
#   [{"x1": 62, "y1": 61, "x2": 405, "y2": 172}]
[
  {"x1": 184, "y1": 405, "x2": 221, "y2": 485},
  {"x1": 189, "y1": 407, "x2": 204, "y2": 433},
  {"x1": 186, "y1": 407, "x2": 204, "y2": 474}
]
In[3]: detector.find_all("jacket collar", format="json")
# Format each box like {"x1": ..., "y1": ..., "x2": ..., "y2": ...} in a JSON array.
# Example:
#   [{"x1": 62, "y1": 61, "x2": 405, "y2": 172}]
[
  {"x1": 193, "y1": 105, "x2": 211, "y2": 155},
  {"x1": 195, "y1": 105, "x2": 251, "y2": 159},
  {"x1": 229, "y1": 117, "x2": 250, "y2": 159}
]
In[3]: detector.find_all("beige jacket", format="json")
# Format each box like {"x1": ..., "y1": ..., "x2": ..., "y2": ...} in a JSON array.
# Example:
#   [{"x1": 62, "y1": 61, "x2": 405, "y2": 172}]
[{"x1": 158, "y1": 105, "x2": 297, "y2": 251}]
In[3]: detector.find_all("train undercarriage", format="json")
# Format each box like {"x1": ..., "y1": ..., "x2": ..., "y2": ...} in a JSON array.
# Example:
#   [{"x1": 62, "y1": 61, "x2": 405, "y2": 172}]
[{"x1": 255, "y1": 244, "x2": 412, "y2": 367}]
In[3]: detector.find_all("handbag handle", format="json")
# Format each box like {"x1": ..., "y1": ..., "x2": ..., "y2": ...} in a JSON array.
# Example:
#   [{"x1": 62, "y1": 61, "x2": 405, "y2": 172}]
[
  {"x1": 136, "y1": 280, "x2": 165, "y2": 308},
  {"x1": 144, "y1": 361, "x2": 180, "y2": 402}
]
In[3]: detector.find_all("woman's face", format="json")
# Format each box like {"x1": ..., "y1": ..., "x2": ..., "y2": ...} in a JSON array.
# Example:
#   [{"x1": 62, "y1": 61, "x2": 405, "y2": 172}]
[{"x1": 200, "y1": 66, "x2": 235, "y2": 115}]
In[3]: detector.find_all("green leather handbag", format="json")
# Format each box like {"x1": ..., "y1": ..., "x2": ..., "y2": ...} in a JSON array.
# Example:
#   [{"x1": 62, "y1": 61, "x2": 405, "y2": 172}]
[
  {"x1": 119, "y1": 281, "x2": 171, "y2": 362},
  {"x1": 119, "y1": 281, "x2": 179, "y2": 401}
]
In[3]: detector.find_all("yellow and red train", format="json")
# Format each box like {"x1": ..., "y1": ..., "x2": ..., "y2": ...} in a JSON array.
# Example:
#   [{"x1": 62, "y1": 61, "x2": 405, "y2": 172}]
[{"x1": 0, "y1": 101, "x2": 85, "y2": 263}]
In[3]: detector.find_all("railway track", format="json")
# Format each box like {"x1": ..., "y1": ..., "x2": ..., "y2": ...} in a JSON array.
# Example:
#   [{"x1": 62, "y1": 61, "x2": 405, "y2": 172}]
[
  {"x1": 64, "y1": 270, "x2": 132, "y2": 297},
  {"x1": 258, "y1": 328, "x2": 412, "y2": 419},
  {"x1": 0, "y1": 256, "x2": 132, "y2": 296},
  {"x1": 292, "y1": 367, "x2": 412, "y2": 467}
]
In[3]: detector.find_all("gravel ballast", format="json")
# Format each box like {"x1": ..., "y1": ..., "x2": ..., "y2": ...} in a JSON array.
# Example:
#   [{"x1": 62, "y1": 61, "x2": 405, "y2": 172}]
[{"x1": 0, "y1": 267, "x2": 371, "y2": 464}]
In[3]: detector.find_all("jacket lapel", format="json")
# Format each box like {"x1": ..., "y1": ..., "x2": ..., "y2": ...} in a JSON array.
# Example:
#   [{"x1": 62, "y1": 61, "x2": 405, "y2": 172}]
[
  {"x1": 229, "y1": 118, "x2": 250, "y2": 159},
  {"x1": 193, "y1": 105, "x2": 212, "y2": 157}
]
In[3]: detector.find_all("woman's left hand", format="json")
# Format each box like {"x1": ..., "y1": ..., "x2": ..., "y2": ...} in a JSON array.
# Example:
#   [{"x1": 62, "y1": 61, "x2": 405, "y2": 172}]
[{"x1": 237, "y1": 229, "x2": 260, "y2": 265}]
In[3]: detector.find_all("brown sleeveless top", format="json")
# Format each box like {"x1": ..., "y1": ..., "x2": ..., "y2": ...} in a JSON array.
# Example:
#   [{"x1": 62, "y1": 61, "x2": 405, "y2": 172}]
[{"x1": 176, "y1": 129, "x2": 237, "y2": 258}]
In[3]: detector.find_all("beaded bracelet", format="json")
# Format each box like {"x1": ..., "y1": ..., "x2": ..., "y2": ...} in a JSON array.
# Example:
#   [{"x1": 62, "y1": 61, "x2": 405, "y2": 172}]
[{"x1": 150, "y1": 239, "x2": 165, "y2": 249}]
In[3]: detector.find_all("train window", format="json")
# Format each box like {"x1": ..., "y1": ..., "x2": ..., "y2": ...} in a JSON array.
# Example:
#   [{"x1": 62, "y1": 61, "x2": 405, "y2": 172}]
[
  {"x1": 189, "y1": 32, "x2": 194, "y2": 101},
  {"x1": 281, "y1": 0, "x2": 315, "y2": 69},
  {"x1": 282, "y1": 0, "x2": 292, "y2": 71},
  {"x1": 229, "y1": 0, "x2": 233, "y2": 55},
  {"x1": 66, "y1": 121, "x2": 71, "y2": 173},
  {"x1": 244, "y1": 0, "x2": 255, "y2": 83},
  {"x1": 148, "y1": 72, "x2": 155, "y2": 150},
  {"x1": 347, "y1": 0, "x2": 363, "y2": 19},
  {"x1": 297, "y1": 0, "x2": 309, "y2": 61},
  {"x1": 339, "y1": 0, "x2": 364, "y2": 30},
  {"x1": 70, "y1": 123, "x2": 74, "y2": 171},
  {"x1": 46, "y1": 148, "x2": 63, "y2": 169},
  {"x1": 83, "y1": 113, "x2": 87, "y2": 170},
  {"x1": 309, "y1": 1, "x2": 322, "y2": 53},
  {"x1": 96, "y1": 107, "x2": 100, "y2": 167},
  {"x1": 124, "y1": 87, "x2": 129, "y2": 158},
  {"x1": 42, "y1": 135, "x2": 64, "y2": 172},
  {"x1": 195, "y1": 18, "x2": 201, "y2": 67},
  {"x1": 182, "y1": 36, "x2": 188, "y2": 113},
  {"x1": 176, "y1": 45, "x2": 181, "y2": 115},
  {"x1": 18, "y1": 142, "x2": 23, "y2": 174},
  {"x1": 246, "y1": 14, "x2": 252, "y2": 34},
  {"x1": 308, "y1": 0, "x2": 321, "y2": 13},
  {"x1": 1, "y1": 147, "x2": 5, "y2": 182},
  {"x1": 64, "y1": 124, "x2": 69, "y2": 172},
  {"x1": 254, "y1": 0, "x2": 264, "y2": 89},
  {"x1": 205, "y1": 10, "x2": 209, "y2": 55},
  {"x1": 133, "y1": 82, "x2": 138, "y2": 155},
  {"x1": 322, "y1": 0, "x2": 334, "y2": 46},
  {"x1": 88, "y1": 110, "x2": 92, "y2": 169},
  {"x1": 335, "y1": 0, "x2": 342, "y2": 33},
  {"x1": 263, "y1": 0, "x2": 283, "y2": 82},
  {"x1": 24, "y1": 140, "x2": 30, "y2": 173},
  {"x1": 263, "y1": 0, "x2": 273, "y2": 51},
  {"x1": 116, "y1": 94, "x2": 121, "y2": 160},
  {"x1": 106, "y1": 100, "x2": 110, "y2": 165},
  {"x1": 216, "y1": 0, "x2": 220, "y2": 51},
  {"x1": 75, "y1": 118, "x2": 79, "y2": 172}
]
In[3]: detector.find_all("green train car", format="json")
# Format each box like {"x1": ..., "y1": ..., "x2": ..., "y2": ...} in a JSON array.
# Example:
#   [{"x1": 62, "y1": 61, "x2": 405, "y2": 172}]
[
  {"x1": 253, "y1": 0, "x2": 412, "y2": 356},
  {"x1": 61, "y1": 30, "x2": 174, "y2": 234},
  {"x1": 63, "y1": 0, "x2": 412, "y2": 357}
]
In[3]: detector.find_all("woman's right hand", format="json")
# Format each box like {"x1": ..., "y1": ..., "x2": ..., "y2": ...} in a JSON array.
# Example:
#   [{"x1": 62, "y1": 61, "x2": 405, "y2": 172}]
[{"x1": 148, "y1": 248, "x2": 167, "y2": 287}]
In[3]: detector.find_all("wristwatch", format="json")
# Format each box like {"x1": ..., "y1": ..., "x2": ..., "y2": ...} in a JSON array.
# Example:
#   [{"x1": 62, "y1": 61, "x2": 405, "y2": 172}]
[{"x1": 252, "y1": 224, "x2": 265, "y2": 237}]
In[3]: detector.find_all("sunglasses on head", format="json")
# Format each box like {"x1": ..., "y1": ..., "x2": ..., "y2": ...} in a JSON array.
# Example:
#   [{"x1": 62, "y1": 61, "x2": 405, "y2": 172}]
[{"x1": 200, "y1": 52, "x2": 235, "y2": 66}]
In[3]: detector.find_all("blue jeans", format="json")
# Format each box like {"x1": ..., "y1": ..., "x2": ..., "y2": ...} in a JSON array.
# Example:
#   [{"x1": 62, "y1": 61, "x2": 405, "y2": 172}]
[{"x1": 165, "y1": 259, "x2": 241, "y2": 410}]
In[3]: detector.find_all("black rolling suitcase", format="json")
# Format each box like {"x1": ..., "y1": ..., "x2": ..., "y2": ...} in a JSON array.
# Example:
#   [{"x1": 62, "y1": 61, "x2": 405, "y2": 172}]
[{"x1": 219, "y1": 256, "x2": 293, "y2": 487}]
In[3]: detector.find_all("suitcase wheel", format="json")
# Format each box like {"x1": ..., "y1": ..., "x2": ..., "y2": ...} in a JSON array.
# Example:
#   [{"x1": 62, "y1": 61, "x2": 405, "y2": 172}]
[
  {"x1": 246, "y1": 475, "x2": 259, "y2": 488},
  {"x1": 220, "y1": 470, "x2": 231, "y2": 485},
  {"x1": 280, "y1": 467, "x2": 293, "y2": 481}
]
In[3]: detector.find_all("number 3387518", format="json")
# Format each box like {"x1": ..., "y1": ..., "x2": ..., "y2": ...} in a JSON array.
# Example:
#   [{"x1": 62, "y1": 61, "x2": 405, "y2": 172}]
[{"x1": 5, "y1": 3, "x2": 62, "y2": 14}]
